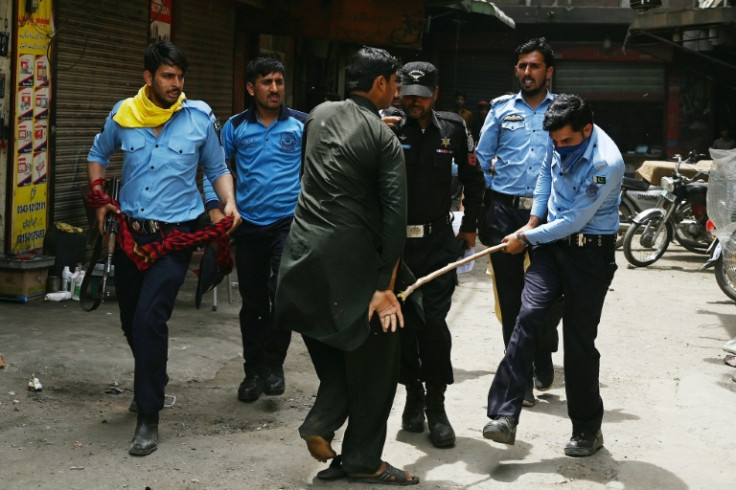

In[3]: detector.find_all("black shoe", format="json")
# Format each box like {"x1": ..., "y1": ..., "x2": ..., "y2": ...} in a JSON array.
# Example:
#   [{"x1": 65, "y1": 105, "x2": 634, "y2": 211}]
[
  {"x1": 482, "y1": 416, "x2": 517, "y2": 445},
  {"x1": 522, "y1": 379, "x2": 536, "y2": 407},
  {"x1": 317, "y1": 455, "x2": 346, "y2": 481},
  {"x1": 564, "y1": 429, "x2": 604, "y2": 457},
  {"x1": 264, "y1": 367, "x2": 285, "y2": 396},
  {"x1": 129, "y1": 412, "x2": 159, "y2": 456},
  {"x1": 425, "y1": 384, "x2": 455, "y2": 448},
  {"x1": 237, "y1": 374, "x2": 264, "y2": 402},
  {"x1": 534, "y1": 355, "x2": 555, "y2": 391},
  {"x1": 401, "y1": 381, "x2": 425, "y2": 433}
]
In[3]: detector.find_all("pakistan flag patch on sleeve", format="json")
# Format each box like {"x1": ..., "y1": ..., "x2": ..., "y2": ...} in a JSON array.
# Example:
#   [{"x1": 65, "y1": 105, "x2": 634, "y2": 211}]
[{"x1": 594, "y1": 176, "x2": 606, "y2": 184}]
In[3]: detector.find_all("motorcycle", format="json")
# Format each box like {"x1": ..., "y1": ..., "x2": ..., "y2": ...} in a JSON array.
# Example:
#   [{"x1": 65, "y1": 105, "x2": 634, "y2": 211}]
[
  {"x1": 701, "y1": 148, "x2": 736, "y2": 302},
  {"x1": 617, "y1": 176, "x2": 663, "y2": 248},
  {"x1": 702, "y1": 235, "x2": 736, "y2": 302},
  {"x1": 623, "y1": 151, "x2": 710, "y2": 267}
]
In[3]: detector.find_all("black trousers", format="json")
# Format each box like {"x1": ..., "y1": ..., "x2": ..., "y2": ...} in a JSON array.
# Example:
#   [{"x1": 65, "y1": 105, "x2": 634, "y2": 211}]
[
  {"x1": 233, "y1": 216, "x2": 293, "y2": 376},
  {"x1": 486, "y1": 243, "x2": 617, "y2": 433},
  {"x1": 113, "y1": 225, "x2": 192, "y2": 414},
  {"x1": 480, "y1": 197, "x2": 560, "y2": 354},
  {"x1": 399, "y1": 226, "x2": 458, "y2": 386},
  {"x1": 299, "y1": 323, "x2": 400, "y2": 475}
]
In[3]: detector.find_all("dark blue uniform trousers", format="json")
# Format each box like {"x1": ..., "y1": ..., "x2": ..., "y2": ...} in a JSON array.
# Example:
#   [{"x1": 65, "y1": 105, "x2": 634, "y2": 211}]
[
  {"x1": 483, "y1": 198, "x2": 560, "y2": 353},
  {"x1": 399, "y1": 226, "x2": 458, "y2": 386},
  {"x1": 487, "y1": 243, "x2": 616, "y2": 434},
  {"x1": 233, "y1": 216, "x2": 293, "y2": 377},
  {"x1": 114, "y1": 226, "x2": 192, "y2": 414}
]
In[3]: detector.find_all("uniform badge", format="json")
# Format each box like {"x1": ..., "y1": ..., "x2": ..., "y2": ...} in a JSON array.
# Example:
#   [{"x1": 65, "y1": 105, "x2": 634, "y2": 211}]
[
  {"x1": 503, "y1": 114, "x2": 524, "y2": 122},
  {"x1": 585, "y1": 182, "x2": 600, "y2": 198},
  {"x1": 595, "y1": 176, "x2": 606, "y2": 184},
  {"x1": 441, "y1": 137, "x2": 451, "y2": 148},
  {"x1": 408, "y1": 70, "x2": 425, "y2": 82}
]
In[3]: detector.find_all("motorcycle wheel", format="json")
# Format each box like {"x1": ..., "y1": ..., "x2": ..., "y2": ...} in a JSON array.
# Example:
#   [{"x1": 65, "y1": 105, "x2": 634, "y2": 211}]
[
  {"x1": 617, "y1": 200, "x2": 636, "y2": 249},
  {"x1": 623, "y1": 214, "x2": 673, "y2": 267},
  {"x1": 715, "y1": 253, "x2": 736, "y2": 302},
  {"x1": 673, "y1": 202, "x2": 710, "y2": 254}
]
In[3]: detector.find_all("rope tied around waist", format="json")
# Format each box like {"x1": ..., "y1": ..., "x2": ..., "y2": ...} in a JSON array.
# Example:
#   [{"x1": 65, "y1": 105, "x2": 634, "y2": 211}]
[{"x1": 86, "y1": 182, "x2": 233, "y2": 273}]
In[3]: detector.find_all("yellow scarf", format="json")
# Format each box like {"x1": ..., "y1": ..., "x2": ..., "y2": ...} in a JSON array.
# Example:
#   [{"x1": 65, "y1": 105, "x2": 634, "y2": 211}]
[{"x1": 113, "y1": 85, "x2": 186, "y2": 128}]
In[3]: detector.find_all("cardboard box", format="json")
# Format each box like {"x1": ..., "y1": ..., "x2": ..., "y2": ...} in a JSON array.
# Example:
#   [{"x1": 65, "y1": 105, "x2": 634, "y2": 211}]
[{"x1": 0, "y1": 255, "x2": 54, "y2": 302}]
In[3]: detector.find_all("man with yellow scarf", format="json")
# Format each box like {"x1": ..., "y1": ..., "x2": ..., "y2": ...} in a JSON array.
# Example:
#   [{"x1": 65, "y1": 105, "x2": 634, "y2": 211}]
[{"x1": 87, "y1": 41, "x2": 241, "y2": 456}]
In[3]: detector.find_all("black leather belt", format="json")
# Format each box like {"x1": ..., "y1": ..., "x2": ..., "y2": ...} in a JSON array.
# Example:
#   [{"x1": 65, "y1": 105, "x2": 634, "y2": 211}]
[
  {"x1": 406, "y1": 215, "x2": 452, "y2": 238},
  {"x1": 560, "y1": 233, "x2": 616, "y2": 248},
  {"x1": 486, "y1": 190, "x2": 534, "y2": 210},
  {"x1": 126, "y1": 217, "x2": 192, "y2": 234}
]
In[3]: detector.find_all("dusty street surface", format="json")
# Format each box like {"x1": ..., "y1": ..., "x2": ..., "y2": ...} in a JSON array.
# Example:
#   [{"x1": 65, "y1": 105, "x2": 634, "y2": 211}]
[{"x1": 1, "y1": 246, "x2": 735, "y2": 489}]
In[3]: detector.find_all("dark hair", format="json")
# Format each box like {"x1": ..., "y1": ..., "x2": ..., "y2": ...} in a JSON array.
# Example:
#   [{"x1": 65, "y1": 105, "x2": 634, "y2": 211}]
[
  {"x1": 543, "y1": 94, "x2": 593, "y2": 132},
  {"x1": 455, "y1": 92, "x2": 466, "y2": 98},
  {"x1": 515, "y1": 37, "x2": 555, "y2": 69},
  {"x1": 246, "y1": 57, "x2": 285, "y2": 84},
  {"x1": 144, "y1": 40, "x2": 188, "y2": 75},
  {"x1": 346, "y1": 47, "x2": 400, "y2": 93}
]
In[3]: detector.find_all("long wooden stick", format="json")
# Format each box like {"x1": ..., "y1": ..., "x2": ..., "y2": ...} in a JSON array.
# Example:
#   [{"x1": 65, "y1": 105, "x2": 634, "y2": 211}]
[{"x1": 397, "y1": 243, "x2": 507, "y2": 301}]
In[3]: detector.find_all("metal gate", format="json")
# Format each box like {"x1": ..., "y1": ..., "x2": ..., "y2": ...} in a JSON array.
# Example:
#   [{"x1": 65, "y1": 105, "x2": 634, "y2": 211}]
[
  {"x1": 53, "y1": 0, "x2": 148, "y2": 229},
  {"x1": 172, "y1": 0, "x2": 236, "y2": 124},
  {"x1": 438, "y1": 51, "x2": 514, "y2": 111}
]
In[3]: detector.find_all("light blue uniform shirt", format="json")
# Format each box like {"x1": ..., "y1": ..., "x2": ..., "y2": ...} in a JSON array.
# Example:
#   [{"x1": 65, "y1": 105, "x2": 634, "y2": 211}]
[
  {"x1": 203, "y1": 105, "x2": 306, "y2": 226},
  {"x1": 88, "y1": 100, "x2": 229, "y2": 223},
  {"x1": 476, "y1": 91, "x2": 556, "y2": 196},
  {"x1": 526, "y1": 125, "x2": 624, "y2": 245}
]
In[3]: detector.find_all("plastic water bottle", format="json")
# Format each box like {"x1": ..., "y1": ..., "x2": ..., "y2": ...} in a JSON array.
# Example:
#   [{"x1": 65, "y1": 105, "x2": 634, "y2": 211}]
[
  {"x1": 45, "y1": 291, "x2": 72, "y2": 301},
  {"x1": 61, "y1": 266, "x2": 72, "y2": 292},
  {"x1": 71, "y1": 266, "x2": 83, "y2": 301}
]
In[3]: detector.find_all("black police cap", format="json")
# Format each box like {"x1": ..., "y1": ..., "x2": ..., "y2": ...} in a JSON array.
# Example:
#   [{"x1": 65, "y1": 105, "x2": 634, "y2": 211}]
[{"x1": 400, "y1": 61, "x2": 438, "y2": 98}]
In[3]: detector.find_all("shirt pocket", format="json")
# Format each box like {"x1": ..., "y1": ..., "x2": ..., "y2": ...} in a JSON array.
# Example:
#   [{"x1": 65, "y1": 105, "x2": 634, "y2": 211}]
[
  {"x1": 120, "y1": 133, "x2": 146, "y2": 153},
  {"x1": 167, "y1": 139, "x2": 197, "y2": 157},
  {"x1": 432, "y1": 149, "x2": 453, "y2": 169}
]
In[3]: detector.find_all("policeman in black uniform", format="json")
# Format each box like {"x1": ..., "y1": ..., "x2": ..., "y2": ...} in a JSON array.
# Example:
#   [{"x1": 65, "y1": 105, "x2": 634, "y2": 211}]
[{"x1": 386, "y1": 62, "x2": 485, "y2": 448}]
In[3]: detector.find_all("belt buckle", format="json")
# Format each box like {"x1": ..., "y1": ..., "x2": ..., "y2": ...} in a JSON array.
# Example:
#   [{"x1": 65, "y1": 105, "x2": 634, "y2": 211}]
[
  {"x1": 407, "y1": 225, "x2": 425, "y2": 238},
  {"x1": 131, "y1": 219, "x2": 141, "y2": 232},
  {"x1": 577, "y1": 234, "x2": 585, "y2": 247},
  {"x1": 148, "y1": 220, "x2": 160, "y2": 233},
  {"x1": 519, "y1": 197, "x2": 533, "y2": 210}
]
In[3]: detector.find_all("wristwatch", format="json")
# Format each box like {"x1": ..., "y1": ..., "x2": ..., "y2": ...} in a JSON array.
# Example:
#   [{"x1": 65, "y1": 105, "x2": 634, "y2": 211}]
[{"x1": 516, "y1": 231, "x2": 530, "y2": 247}]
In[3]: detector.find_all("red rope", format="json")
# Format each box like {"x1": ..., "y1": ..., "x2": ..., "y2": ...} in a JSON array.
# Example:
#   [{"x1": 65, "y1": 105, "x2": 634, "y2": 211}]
[{"x1": 87, "y1": 188, "x2": 233, "y2": 273}]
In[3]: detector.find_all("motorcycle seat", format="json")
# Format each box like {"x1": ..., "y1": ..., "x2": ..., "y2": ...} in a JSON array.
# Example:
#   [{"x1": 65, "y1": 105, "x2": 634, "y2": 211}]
[
  {"x1": 622, "y1": 176, "x2": 650, "y2": 191},
  {"x1": 684, "y1": 182, "x2": 708, "y2": 203}
]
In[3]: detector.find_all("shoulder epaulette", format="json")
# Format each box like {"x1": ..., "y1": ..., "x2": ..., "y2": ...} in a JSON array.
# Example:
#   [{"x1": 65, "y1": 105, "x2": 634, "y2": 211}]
[
  {"x1": 435, "y1": 110, "x2": 465, "y2": 126},
  {"x1": 491, "y1": 94, "x2": 514, "y2": 108}
]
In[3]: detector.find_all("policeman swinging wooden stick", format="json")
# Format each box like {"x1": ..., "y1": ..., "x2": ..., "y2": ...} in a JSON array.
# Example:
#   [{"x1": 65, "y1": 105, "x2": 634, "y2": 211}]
[{"x1": 397, "y1": 243, "x2": 507, "y2": 301}]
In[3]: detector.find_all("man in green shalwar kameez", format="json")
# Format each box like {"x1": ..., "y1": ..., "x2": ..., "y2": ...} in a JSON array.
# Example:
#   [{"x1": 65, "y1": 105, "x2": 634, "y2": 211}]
[{"x1": 274, "y1": 47, "x2": 419, "y2": 485}]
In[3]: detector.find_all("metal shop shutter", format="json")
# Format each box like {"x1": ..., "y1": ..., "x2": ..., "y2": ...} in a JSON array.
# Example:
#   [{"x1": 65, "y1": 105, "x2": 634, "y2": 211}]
[
  {"x1": 172, "y1": 0, "x2": 236, "y2": 123},
  {"x1": 554, "y1": 61, "x2": 665, "y2": 100},
  {"x1": 438, "y1": 51, "x2": 514, "y2": 111},
  {"x1": 53, "y1": 1, "x2": 149, "y2": 229}
]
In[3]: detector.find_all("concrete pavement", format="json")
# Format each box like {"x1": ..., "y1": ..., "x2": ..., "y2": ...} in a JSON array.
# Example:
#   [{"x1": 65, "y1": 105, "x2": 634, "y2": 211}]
[{"x1": 0, "y1": 246, "x2": 735, "y2": 489}]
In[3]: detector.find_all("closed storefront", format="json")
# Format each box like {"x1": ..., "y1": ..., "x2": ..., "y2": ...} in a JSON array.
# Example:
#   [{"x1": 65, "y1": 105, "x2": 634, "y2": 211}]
[
  {"x1": 555, "y1": 60, "x2": 666, "y2": 158},
  {"x1": 438, "y1": 51, "x2": 513, "y2": 112},
  {"x1": 53, "y1": 0, "x2": 149, "y2": 228},
  {"x1": 171, "y1": 0, "x2": 237, "y2": 123}
]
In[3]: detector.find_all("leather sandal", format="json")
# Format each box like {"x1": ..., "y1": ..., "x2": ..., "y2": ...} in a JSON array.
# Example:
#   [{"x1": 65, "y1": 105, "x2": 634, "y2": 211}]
[{"x1": 348, "y1": 462, "x2": 420, "y2": 485}]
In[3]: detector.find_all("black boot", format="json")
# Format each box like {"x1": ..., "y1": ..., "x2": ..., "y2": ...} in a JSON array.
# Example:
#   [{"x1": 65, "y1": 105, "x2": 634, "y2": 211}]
[
  {"x1": 401, "y1": 380, "x2": 425, "y2": 433},
  {"x1": 425, "y1": 383, "x2": 455, "y2": 448},
  {"x1": 129, "y1": 411, "x2": 159, "y2": 456}
]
